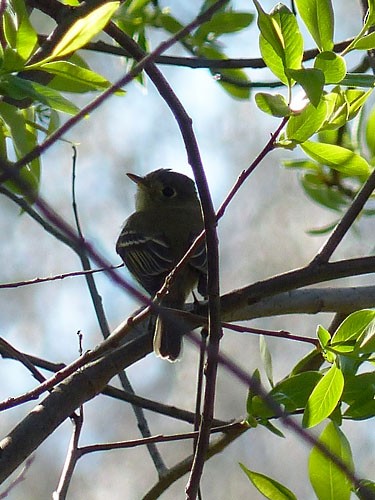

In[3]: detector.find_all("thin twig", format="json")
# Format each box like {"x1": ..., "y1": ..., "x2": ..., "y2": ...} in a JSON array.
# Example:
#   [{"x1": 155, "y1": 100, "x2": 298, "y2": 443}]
[
  {"x1": 221, "y1": 323, "x2": 319, "y2": 347},
  {"x1": 77, "y1": 421, "x2": 244, "y2": 457},
  {"x1": 53, "y1": 408, "x2": 83, "y2": 500},
  {"x1": 0, "y1": 265, "x2": 122, "y2": 289}
]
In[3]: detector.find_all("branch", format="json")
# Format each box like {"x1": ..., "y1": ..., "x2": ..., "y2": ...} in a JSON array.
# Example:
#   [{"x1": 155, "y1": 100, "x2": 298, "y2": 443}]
[
  {"x1": 81, "y1": 38, "x2": 353, "y2": 69},
  {"x1": 1, "y1": 282, "x2": 373, "y2": 484},
  {"x1": 218, "y1": 256, "x2": 375, "y2": 318}
]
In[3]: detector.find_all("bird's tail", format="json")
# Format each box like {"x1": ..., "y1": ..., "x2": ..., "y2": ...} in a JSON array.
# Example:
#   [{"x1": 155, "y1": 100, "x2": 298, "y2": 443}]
[{"x1": 153, "y1": 302, "x2": 184, "y2": 362}]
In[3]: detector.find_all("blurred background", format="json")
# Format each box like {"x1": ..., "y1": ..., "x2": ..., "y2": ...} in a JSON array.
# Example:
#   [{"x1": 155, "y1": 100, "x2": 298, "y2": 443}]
[{"x1": 0, "y1": 1, "x2": 374, "y2": 498}]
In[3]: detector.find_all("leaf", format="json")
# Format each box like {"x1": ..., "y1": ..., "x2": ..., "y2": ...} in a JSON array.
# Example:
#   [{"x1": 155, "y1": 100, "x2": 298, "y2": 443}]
[
  {"x1": 314, "y1": 52, "x2": 347, "y2": 84},
  {"x1": 356, "y1": 480, "x2": 375, "y2": 500},
  {"x1": 286, "y1": 100, "x2": 328, "y2": 143},
  {"x1": 37, "y1": 61, "x2": 121, "y2": 94},
  {"x1": 300, "y1": 174, "x2": 348, "y2": 213},
  {"x1": 0, "y1": 103, "x2": 40, "y2": 198},
  {"x1": 215, "y1": 68, "x2": 251, "y2": 100},
  {"x1": 260, "y1": 420, "x2": 285, "y2": 438},
  {"x1": 4, "y1": 75, "x2": 80, "y2": 114},
  {"x1": 291, "y1": 349, "x2": 324, "y2": 375},
  {"x1": 240, "y1": 464, "x2": 297, "y2": 500},
  {"x1": 2, "y1": 10, "x2": 17, "y2": 48},
  {"x1": 252, "y1": 371, "x2": 323, "y2": 418},
  {"x1": 257, "y1": 3, "x2": 303, "y2": 86},
  {"x1": 306, "y1": 220, "x2": 339, "y2": 236},
  {"x1": 294, "y1": 0, "x2": 334, "y2": 51},
  {"x1": 303, "y1": 364, "x2": 344, "y2": 428},
  {"x1": 33, "y1": 2, "x2": 120, "y2": 65},
  {"x1": 287, "y1": 68, "x2": 325, "y2": 107},
  {"x1": 331, "y1": 310, "x2": 375, "y2": 353},
  {"x1": 343, "y1": 372, "x2": 375, "y2": 420},
  {"x1": 260, "y1": 335, "x2": 273, "y2": 387},
  {"x1": 127, "y1": 0, "x2": 150, "y2": 15},
  {"x1": 246, "y1": 368, "x2": 261, "y2": 417},
  {"x1": 198, "y1": 45, "x2": 250, "y2": 99},
  {"x1": 316, "y1": 325, "x2": 336, "y2": 362},
  {"x1": 300, "y1": 141, "x2": 371, "y2": 177},
  {"x1": 194, "y1": 11, "x2": 254, "y2": 43},
  {"x1": 308, "y1": 422, "x2": 354, "y2": 500},
  {"x1": 255, "y1": 92, "x2": 290, "y2": 117},
  {"x1": 365, "y1": 104, "x2": 375, "y2": 157},
  {"x1": 15, "y1": 4, "x2": 38, "y2": 61},
  {"x1": 340, "y1": 73, "x2": 375, "y2": 88},
  {"x1": 352, "y1": 31, "x2": 375, "y2": 50},
  {"x1": 357, "y1": 318, "x2": 375, "y2": 354},
  {"x1": 345, "y1": 88, "x2": 372, "y2": 121}
]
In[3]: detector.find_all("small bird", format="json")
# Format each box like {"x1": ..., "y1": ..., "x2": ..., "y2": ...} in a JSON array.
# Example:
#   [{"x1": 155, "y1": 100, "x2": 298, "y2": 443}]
[{"x1": 116, "y1": 169, "x2": 207, "y2": 361}]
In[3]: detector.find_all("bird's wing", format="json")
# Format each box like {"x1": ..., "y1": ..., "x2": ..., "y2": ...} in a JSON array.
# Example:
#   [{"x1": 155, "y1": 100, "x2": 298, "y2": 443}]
[
  {"x1": 116, "y1": 230, "x2": 173, "y2": 294},
  {"x1": 188, "y1": 234, "x2": 207, "y2": 298}
]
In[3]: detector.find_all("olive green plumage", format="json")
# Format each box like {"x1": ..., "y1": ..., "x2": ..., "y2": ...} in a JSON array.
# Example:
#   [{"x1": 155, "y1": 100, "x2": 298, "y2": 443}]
[{"x1": 116, "y1": 169, "x2": 207, "y2": 361}]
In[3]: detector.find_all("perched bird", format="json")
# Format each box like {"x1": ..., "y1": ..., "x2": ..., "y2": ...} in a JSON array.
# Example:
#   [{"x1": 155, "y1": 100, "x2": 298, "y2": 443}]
[{"x1": 116, "y1": 169, "x2": 207, "y2": 361}]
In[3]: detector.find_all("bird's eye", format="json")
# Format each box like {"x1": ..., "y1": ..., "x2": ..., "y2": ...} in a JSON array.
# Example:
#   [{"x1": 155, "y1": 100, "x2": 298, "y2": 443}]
[{"x1": 162, "y1": 186, "x2": 176, "y2": 198}]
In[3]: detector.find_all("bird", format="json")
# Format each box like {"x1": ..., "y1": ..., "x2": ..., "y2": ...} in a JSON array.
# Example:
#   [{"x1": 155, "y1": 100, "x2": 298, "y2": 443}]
[{"x1": 116, "y1": 169, "x2": 207, "y2": 361}]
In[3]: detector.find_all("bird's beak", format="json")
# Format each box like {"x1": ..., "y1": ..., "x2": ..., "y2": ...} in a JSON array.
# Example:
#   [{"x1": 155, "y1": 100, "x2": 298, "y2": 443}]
[{"x1": 127, "y1": 173, "x2": 145, "y2": 185}]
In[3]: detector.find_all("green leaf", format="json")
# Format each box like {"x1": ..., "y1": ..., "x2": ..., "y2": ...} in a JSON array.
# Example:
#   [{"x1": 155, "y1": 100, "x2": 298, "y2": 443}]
[
  {"x1": 252, "y1": 371, "x2": 323, "y2": 417},
  {"x1": 257, "y1": 3, "x2": 303, "y2": 86},
  {"x1": 357, "y1": 319, "x2": 375, "y2": 353},
  {"x1": 3, "y1": 10, "x2": 17, "y2": 49},
  {"x1": 319, "y1": 87, "x2": 371, "y2": 131},
  {"x1": 365, "y1": 105, "x2": 375, "y2": 157},
  {"x1": 215, "y1": 69, "x2": 251, "y2": 100},
  {"x1": 317, "y1": 325, "x2": 331, "y2": 348},
  {"x1": 331, "y1": 310, "x2": 375, "y2": 353},
  {"x1": 291, "y1": 349, "x2": 324, "y2": 375},
  {"x1": 240, "y1": 464, "x2": 297, "y2": 500},
  {"x1": 127, "y1": 0, "x2": 150, "y2": 15},
  {"x1": 37, "y1": 61, "x2": 120, "y2": 93},
  {"x1": 0, "y1": 103, "x2": 40, "y2": 198},
  {"x1": 194, "y1": 11, "x2": 254, "y2": 43},
  {"x1": 15, "y1": 11, "x2": 38, "y2": 61},
  {"x1": 306, "y1": 220, "x2": 339, "y2": 236},
  {"x1": 356, "y1": 480, "x2": 375, "y2": 500},
  {"x1": 286, "y1": 100, "x2": 328, "y2": 143},
  {"x1": 294, "y1": 0, "x2": 334, "y2": 51},
  {"x1": 303, "y1": 364, "x2": 344, "y2": 428},
  {"x1": 343, "y1": 372, "x2": 375, "y2": 420},
  {"x1": 260, "y1": 420, "x2": 285, "y2": 438},
  {"x1": 198, "y1": 45, "x2": 250, "y2": 100},
  {"x1": 287, "y1": 68, "x2": 325, "y2": 107},
  {"x1": 316, "y1": 325, "x2": 336, "y2": 362},
  {"x1": 300, "y1": 174, "x2": 348, "y2": 213},
  {"x1": 246, "y1": 368, "x2": 261, "y2": 417},
  {"x1": 260, "y1": 335, "x2": 273, "y2": 387},
  {"x1": 340, "y1": 73, "x2": 375, "y2": 88},
  {"x1": 157, "y1": 13, "x2": 184, "y2": 35},
  {"x1": 308, "y1": 422, "x2": 354, "y2": 500},
  {"x1": 300, "y1": 141, "x2": 371, "y2": 177},
  {"x1": 3, "y1": 75, "x2": 80, "y2": 114},
  {"x1": 345, "y1": 88, "x2": 373, "y2": 121},
  {"x1": 255, "y1": 92, "x2": 290, "y2": 117},
  {"x1": 33, "y1": 2, "x2": 120, "y2": 65},
  {"x1": 0, "y1": 46, "x2": 26, "y2": 72},
  {"x1": 352, "y1": 31, "x2": 375, "y2": 50},
  {"x1": 314, "y1": 52, "x2": 347, "y2": 84}
]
